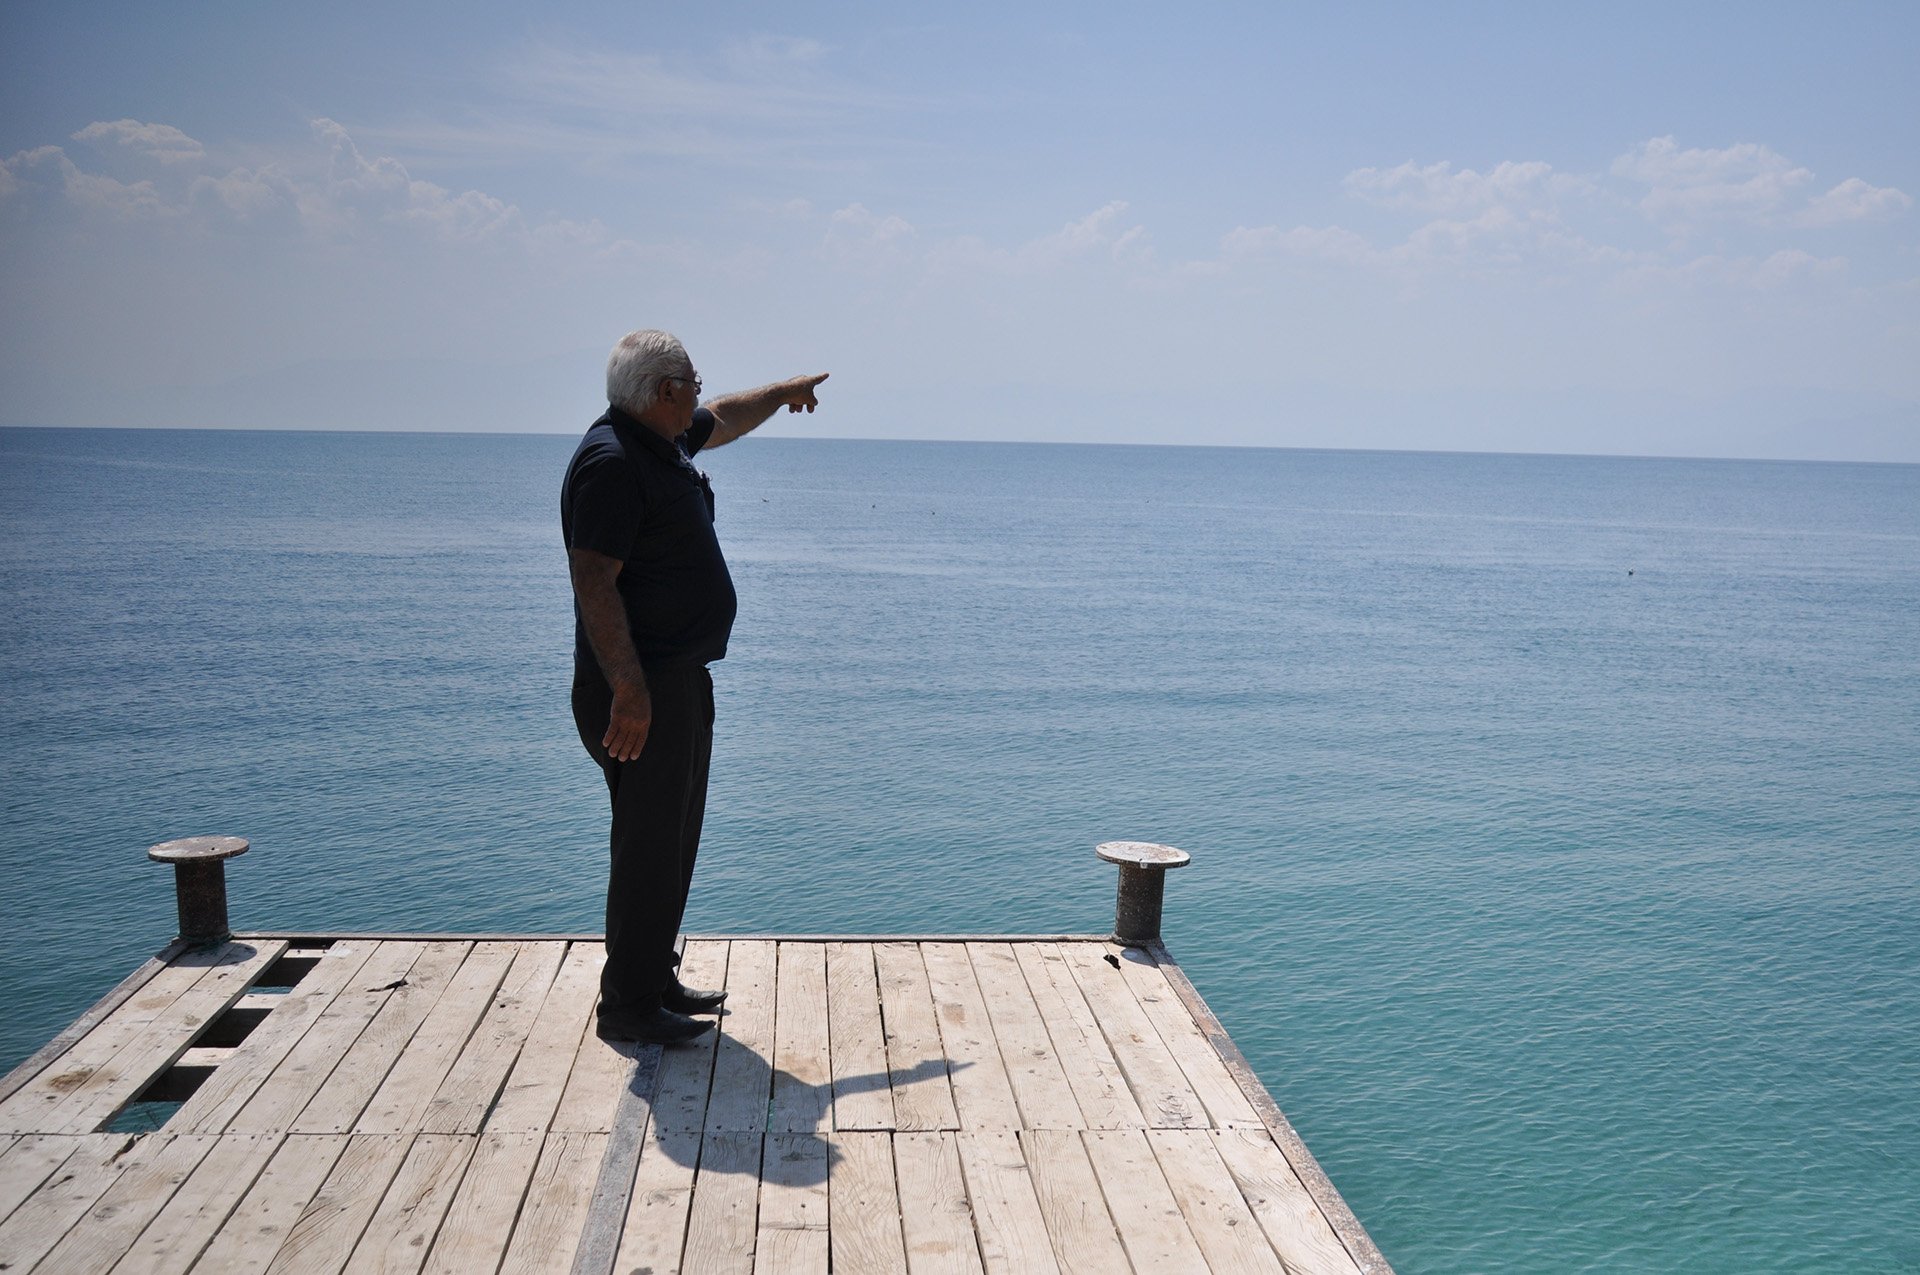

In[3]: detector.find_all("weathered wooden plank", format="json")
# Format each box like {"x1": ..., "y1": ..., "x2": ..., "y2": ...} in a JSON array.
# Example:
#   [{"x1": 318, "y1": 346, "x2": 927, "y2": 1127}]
[
  {"x1": 826, "y1": 944, "x2": 894, "y2": 1132},
  {"x1": 1211, "y1": 1129, "x2": 1365, "y2": 1275},
  {"x1": 649, "y1": 942, "x2": 729, "y2": 1135},
  {"x1": 486, "y1": 943, "x2": 600, "y2": 1135},
  {"x1": 418, "y1": 941, "x2": 567, "y2": 1135},
  {"x1": 758, "y1": 1132, "x2": 829, "y2": 1232},
  {"x1": 40, "y1": 943, "x2": 291, "y2": 1136},
  {"x1": 704, "y1": 941, "x2": 776, "y2": 1133},
  {"x1": 1150, "y1": 943, "x2": 1392, "y2": 1275},
  {"x1": 610, "y1": 1125, "x2": 701, "y2": 1275},
  {"x1": 169, "y1": 943, "x2": 378, "y2": 1134},
  {"x1": 1019, "y1": 1130, "x2": 1130, "y2": 1275},
  {"x1": 1057, "y1": 945, "x2": 1205, "y2": 1129},
  {"x1": 356, "y1": 942, "x2": 518, "y2": 1134},
  {"x1": 686, "y1": 935, "x2": 1105, "y2": 945},
  {"x1": 918, "y1": 946, "x2": 1021, "y2": 1132},
  {"x1": 964, "y1": 945, "x2": 1083, "y2": 1131},
  {"x1": 572, "y1": 1046, "x2": 662, "y2": 1275},
  {"x1": 826, "y1": 1130, "x2": 906, "y2": 1275},
  {"x1": 226, "y1": 943, "x2": 427, "y2": 1135},
  {"x1": 290, "y1": 943, "x2": 472, "y2": 1135},
  {"x1": 0, "y1": 1135, "x2": 83, "y2": 1226},
  {"x1": 769, "y1": 943, "x2": 832, "y2": 1134},
  {"x1": 752, "y1": 1225, "x2": 828, "y2": 1275},
  {"x1": 0, "y1": 949, "x2": 212, "y2": 1129},
  {"x1": 950, "y1": 1132, "x2": 1060, "y2": 1275},
  {"x1": 261, "y1": 1134, "x2": 411, "y2": 1274},
  {"x1": 0, "y1": 1134, "x2": 143, "y2": 1272},
  {"x1": 1079, "y1": 1128, "x2": 1209, "y2": 1274},
  {"x1": 31, "y1": 1132, "x2": 214, "y2": 1275},
  {"x1": 105, "y1": 1132, "x2": 281, "y2": 1274},
  {"x1": 497, "y1": 1131, "x2": 608, "y2": 1275},
  {"x1": 891, "y1": 1132, "x2": 984, "y2": 1275},
  {"x1": 0, "y1": 941, "x2": 187, "y2": 1110},
  {"x1": 550, "y1": 1030, "x2": 645, "y2": 1135},
  {"x1": 419, "y1": 1132, "x2": 543, "y2": 1275},
  {"x1": 172, "y1": 1135, "x2": 348, "y2": 1275},
  {"x1": 1109, "y1": 949, "x2": 1262, "y2": 1128},
  {"x1": 681, "y1": 1131, "x2": 761, "y2": 1275},
  {"x1": 1148, "y1": 1128, "x2": 1287, "y2": 1274},
  {"x1": 754, "y1": 1132, "x2": 828, "y2": 1275},
  {"x1": 339, "y1": 1134, "x2": 476, "y2": 1275},
  {"x1": 1013, "y1": 945, "x2": 1145, "y2": 1131},
  {"x1": 871, "y1": 946, "x2": 959, "y2": 1134}
]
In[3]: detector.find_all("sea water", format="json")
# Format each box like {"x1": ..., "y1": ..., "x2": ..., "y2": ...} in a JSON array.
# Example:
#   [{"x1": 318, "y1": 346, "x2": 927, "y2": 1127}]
[{"x1": 2, "y1": 426, "x2": 1916, "y2": 1273}]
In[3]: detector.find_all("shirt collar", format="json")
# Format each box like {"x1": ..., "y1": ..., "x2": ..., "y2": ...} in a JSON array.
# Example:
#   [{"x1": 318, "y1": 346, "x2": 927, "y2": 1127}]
[{"x1": 603, "y1": 405, "x2": 690, "y2": 467}]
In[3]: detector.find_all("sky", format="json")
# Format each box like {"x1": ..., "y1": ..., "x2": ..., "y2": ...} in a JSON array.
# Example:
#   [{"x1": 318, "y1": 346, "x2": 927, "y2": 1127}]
[{"x1": 3, "y1": 1, "x2": 1917, "y2": 460}]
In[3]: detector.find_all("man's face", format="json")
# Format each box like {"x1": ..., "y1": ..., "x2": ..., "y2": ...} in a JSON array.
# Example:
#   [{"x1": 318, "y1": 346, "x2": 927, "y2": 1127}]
[{"x1": 663, "y1": 364, "x2": 701, "y2": 431}]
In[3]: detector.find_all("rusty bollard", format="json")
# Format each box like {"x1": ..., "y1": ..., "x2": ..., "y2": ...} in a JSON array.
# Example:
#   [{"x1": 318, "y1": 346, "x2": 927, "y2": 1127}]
[
  {"x1": 147, "y1": 835, "x2": 249, "y2": 946},
  {"x1": 1098, "y1": 840, "x2": 1191, "y2": 945}
]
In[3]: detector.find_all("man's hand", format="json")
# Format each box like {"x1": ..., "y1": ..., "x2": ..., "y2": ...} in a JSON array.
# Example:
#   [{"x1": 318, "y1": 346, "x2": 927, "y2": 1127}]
[
  {"x1": 605, "y1": 681, "x2": 652, "y2": 762},
  {"x1": 780, "y1": 372, "x2": 829, "y2": 413},
  {"x1": 705, "y1": 372, "x2": 830, "y2": 445}
]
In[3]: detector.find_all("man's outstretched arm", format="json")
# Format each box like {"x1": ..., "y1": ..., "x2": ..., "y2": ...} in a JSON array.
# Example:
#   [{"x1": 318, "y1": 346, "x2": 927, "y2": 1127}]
[
  {"x1": 569, "y1": 547, "x2": 652, "y2": 762},
  {"x1": 703, "y1": 372, "x2": 829, "y2": 447}
]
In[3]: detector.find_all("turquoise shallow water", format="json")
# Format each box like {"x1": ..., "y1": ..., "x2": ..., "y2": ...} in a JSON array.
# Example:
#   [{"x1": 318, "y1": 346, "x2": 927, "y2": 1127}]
[{"x1": 2, "y1": 426, "x2": 1917, "y2": 1272}]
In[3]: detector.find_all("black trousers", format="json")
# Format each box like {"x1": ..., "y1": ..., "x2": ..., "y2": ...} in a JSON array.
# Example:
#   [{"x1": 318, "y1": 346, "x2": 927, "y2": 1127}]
[{"x1": 571, "y1": 663, "x2": 714, "y2": 1015}]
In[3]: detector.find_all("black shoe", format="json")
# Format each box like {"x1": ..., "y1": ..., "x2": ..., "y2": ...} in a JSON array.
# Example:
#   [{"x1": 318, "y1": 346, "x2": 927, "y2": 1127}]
[
  {"x1": 595, "y1": 1006, "x2": 715, "y2": 1045},
  {"x1": 661, "y1": 979, "x2": 728, "y2": 1015}
]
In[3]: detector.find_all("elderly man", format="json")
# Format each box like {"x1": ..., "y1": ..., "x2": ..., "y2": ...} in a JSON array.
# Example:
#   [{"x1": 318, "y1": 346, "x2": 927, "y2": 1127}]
[{"x1": 563, "y1": 329, "x2": 827, "y2": 1044}]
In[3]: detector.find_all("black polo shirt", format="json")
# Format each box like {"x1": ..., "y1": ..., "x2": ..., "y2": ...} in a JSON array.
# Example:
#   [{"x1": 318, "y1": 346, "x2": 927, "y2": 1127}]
[{"x1": 562, "y1": 405, "x2": 737, "y2": 676}]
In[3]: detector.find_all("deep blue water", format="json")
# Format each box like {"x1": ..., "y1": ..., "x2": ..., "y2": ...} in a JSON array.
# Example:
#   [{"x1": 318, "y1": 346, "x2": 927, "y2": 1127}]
[{"x1": 2, "y1": 426, "x2": 1916, "y2": 1273}]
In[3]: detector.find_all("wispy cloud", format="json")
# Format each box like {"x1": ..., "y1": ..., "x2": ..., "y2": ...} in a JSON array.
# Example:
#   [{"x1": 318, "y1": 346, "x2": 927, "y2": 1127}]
[
  {"x1": 1797, "y1": 177, "x2": 1913, "y2": 227},
  {"x1": 1209, "y1": 136, "x2": 1909, "y2": 284},
  {"x1": 3, "y1": 118, "x2": 630, "y2": 255},
  {"x1": 71, "y1": 119, "x2": 207, "y2": 163},
  {"x1": 1611, "y1": 136, "x2": 1813, "y2": 229},
  {"x1": 350, "y1": 36, "x2": 921, "y2": 173},
  {"x1": 1344, "y1": 159, "x2": 1589, "y2": 215}
]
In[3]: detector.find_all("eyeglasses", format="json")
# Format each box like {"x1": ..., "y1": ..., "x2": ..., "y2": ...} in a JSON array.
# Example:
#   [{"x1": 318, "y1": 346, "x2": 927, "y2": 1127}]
[{"x1": 667, "y1": 373, "x2": 703, "y2": 395}]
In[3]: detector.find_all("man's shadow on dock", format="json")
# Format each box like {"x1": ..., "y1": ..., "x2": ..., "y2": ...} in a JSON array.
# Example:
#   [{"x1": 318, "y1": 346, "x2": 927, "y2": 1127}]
[{"x1": 609, "y1": 1024, "x2": 965, "y2": 1187}]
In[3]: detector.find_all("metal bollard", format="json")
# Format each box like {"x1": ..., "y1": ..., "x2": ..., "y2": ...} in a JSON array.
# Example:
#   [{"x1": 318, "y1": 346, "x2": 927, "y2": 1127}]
[
  {"x1": 147, "y1": 835, "x2": 249, "y2": 946},
  {"x1": 1097, "y1": 840, "x2": 1191, "y2": 944}
]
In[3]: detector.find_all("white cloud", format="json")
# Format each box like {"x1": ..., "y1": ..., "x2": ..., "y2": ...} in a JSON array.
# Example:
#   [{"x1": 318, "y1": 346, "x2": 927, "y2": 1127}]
[
  {"x1": 1617, "y1": 248, "x2": 1847, "y2": 292},
  {"x1": 1344, "y1": 159, "x2": 1582, "y2": 214},
  {"x1": 1611, "y1": 136, "x2": 1813, "y2": 227},
  {"x1": 829, "y1": 201, "x2": 914, "y2": 242},
  {"x1": 188, "y1": 166, "x2": 299, "y2": 226},
  {"x1": 5, "y1": 118, "x2": 597, "y2": 251},
  {"x1": 1, "y1": 144, "x2": 169, "y2": 219},
  {"x1": 308, "y1": 118, "x2": 526, "y2": 242},
  {"x1": 1218, "y1": 223, "x2": 1375, "y2": 266},
  {"x1": 825, "y1": 200, "x2": 1151, "y2": 278},
  {"x1": 1027, "y1": 201, "x2": 1149, "y2": 264},
  {"x1": 722, "y1": 33, "x2": 830, "y2": 72},
  {"x1": 1797, "y1": 177, "x2": 1913, "y2": 227},
  {"x1": 71, "y1": 119, "x2": 206, "y2": 163},
  {"x1": 825, "y1": 201, "x2": 916, "y2": 267}
]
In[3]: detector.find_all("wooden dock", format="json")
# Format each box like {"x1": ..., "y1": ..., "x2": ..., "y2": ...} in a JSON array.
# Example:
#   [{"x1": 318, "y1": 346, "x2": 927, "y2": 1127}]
[{"x1": 0, "y1": 933, "x2": 1390, "y2": 1273}]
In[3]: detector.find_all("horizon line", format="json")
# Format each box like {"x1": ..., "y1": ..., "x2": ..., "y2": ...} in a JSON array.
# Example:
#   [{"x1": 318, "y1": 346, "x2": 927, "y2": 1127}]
[{"x1": 1, "y1": 421, "x2": 1914, "y2": 470}]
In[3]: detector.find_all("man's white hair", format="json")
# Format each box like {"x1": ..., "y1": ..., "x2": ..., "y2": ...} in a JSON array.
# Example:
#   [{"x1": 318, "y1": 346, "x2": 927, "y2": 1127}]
[{"x1": 606, "y1": 329, "x2": 692, "y2": 414}]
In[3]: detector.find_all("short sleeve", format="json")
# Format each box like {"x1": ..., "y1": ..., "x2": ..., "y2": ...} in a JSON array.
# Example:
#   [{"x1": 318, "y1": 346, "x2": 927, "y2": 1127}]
[
  {"x1": 567, "y1": 455, "x2": 641, "y2": 560},
  {"x1": 680, "y1": 407, "x2": 717, "y2": 457}
]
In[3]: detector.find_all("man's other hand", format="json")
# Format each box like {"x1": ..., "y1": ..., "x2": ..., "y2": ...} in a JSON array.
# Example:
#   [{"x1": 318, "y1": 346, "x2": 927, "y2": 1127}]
[
  {"x1": 605, "y1": 683, "x2": 652, "y2": 762},
  {"x1": 782, "y1": 372, "x2": 829, "y2": 412}
]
